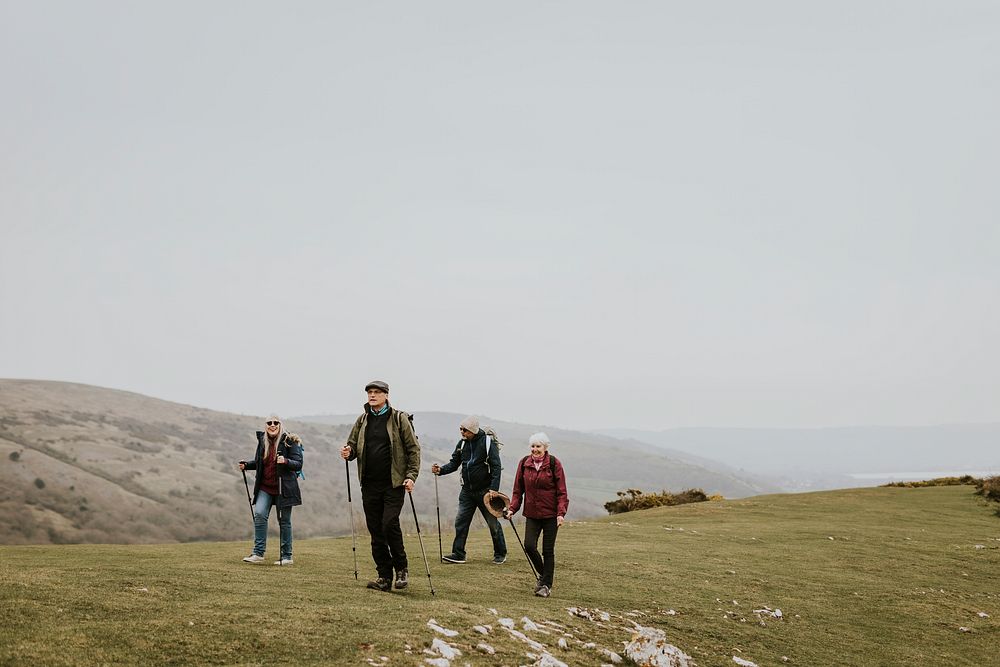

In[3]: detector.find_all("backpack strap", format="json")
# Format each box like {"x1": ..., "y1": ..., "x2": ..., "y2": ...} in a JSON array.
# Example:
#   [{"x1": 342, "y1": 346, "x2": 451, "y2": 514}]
[
  {"x1": 485, "y1": 434, "x2": 492, "y2": 476},
  {"x1": 518, "y1": 454, "x2": 559, "y2": 490}
]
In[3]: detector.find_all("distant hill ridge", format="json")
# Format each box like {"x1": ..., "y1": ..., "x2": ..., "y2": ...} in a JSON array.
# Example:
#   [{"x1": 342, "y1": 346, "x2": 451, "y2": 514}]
[
  {"x1": 0, "y1": 380, "x2": 770, "y2": 545},
  {"x1": 598, "y1": 424, "x2": 1000, "y2": 489}
]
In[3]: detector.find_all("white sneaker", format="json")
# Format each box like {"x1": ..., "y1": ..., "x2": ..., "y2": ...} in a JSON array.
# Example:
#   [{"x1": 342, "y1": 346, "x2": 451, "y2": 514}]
[
  {"x1": 274, "y1": 558, "x2": 294, "y2": 566},
  {"x1": 242, "y1": 554, "x2": 265, "y2": 563}
]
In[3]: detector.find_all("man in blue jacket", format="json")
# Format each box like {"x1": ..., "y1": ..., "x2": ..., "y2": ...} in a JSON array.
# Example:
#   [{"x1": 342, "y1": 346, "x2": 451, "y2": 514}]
[{"x1": 431, "y1": 416, "x2": 507, "y2": 564}]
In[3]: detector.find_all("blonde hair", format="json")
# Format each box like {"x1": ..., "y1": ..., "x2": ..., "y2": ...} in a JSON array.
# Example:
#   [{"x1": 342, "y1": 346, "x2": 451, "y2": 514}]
[{"x1": 264, "y1": 414, "x2": 283, "y2": 457}]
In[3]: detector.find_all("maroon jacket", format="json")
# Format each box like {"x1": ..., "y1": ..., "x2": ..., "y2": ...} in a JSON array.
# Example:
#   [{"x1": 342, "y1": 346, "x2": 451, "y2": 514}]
[{"x1": 508, "y1": 453, "x2": 569, "y2": 520}]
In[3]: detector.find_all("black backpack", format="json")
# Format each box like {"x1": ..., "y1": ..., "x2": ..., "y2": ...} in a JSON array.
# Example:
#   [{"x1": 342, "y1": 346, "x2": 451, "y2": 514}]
[{"x1": 519, "y1": 454, "x2": 560, "y2": 486}]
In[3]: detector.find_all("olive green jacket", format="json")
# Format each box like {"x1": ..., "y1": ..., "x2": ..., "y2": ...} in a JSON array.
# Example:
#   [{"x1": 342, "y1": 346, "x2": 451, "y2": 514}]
[{"x1": 345, "y1": 404, "x2": 421, "y2": 488}]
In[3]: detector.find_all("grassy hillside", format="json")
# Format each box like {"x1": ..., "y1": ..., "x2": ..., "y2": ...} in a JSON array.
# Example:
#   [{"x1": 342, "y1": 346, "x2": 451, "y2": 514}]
[{"x1": 2, "y1": 486, "x2": 997, "y2": 666}]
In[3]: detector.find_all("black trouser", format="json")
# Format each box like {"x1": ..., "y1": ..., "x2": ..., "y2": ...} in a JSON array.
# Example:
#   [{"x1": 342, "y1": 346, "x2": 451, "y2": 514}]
[
  {"x1": 524, "y1": 516, "x2": 559, "y2": 588},
  {"x1": 361, "y1": 481, "x2": 407, "y2": 580}
]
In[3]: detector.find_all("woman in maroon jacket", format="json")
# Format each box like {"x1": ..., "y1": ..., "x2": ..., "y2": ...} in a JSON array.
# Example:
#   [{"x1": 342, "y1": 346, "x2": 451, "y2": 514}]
[{"x1": 505, "y1": 431, "x2": 569, "y2": 597}]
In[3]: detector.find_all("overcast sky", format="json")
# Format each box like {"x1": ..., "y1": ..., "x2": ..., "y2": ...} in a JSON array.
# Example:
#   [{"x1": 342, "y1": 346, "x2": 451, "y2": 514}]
[{"x1": 2, "y1": 1, "x2": 998, "y2": 430}]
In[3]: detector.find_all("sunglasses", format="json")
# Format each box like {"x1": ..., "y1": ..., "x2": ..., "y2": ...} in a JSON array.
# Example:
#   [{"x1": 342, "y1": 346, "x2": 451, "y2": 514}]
[{"x1": 266, "y1": 421, "x2": 280, "y2": 426}]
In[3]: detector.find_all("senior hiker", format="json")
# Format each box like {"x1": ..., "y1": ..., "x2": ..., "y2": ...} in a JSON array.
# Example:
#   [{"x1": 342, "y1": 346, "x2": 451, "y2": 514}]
[
  {"x1": 505, "y1": 431, "x2": 568, "y2": 597},
  {"x1": 239, "y1": 415, "x2": 303, "y2": 565},
  {"x1": 432, "y1": 416, "x2": 508, "y2": 565},
  {"x1": 340, "y1": 380, "x2": 421, "y2": 592}
]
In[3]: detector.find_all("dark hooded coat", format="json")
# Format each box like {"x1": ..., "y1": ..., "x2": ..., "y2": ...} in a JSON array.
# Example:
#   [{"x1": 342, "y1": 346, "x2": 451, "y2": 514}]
[{"x1": 243, "y1": 431, "x2": 303, "y2": 508}]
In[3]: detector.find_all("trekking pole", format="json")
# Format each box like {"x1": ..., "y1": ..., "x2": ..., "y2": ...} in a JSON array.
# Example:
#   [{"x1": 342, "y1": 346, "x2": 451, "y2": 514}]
[
  {"x1": 408, "y1": 491, "x2": 435, "y2": 595},
  {"x1": 276, "y1": 476, "x2": 282, "y2": 537},
  {"x1": 434, "y1": 473, "x2": 443, "y2": 563},
  {"x1": 346, "y1": 460, "x2": 358, "y2": 580},
  {"x1": 507, "y1": 516, "x2": 540, "y2": 580},
  {"x1": 240, "y1": 467, "x2": 255, "y2": 523}
]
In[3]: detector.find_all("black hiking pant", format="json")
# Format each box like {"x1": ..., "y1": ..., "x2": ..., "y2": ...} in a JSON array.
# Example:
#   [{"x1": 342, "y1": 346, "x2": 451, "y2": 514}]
[
  {"x1": 524, "y1": 516, "x2": 559, "y2": 588},
  {"x1": 361, "y1": 481, "x2": 407, "y2": 580}
]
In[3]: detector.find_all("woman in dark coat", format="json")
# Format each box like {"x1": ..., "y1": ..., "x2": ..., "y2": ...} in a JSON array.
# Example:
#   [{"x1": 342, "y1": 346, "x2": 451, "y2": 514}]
[
  {"x1": 505, "y1": 431, "x2": 569, "y2": 597},
  {"x1": 239, "y1": 415, "x2": 303, "y2": 565}
]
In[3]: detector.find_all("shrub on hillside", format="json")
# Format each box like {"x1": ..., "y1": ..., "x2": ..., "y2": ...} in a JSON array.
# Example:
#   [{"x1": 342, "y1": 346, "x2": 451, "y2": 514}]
[
  {"x1": 604, "y1": 488, "x2": 709, "y2": 514},
  {"x1": 974, "y1": 476, "x2": 1000, "y2": 502},
  {"x1": 123, "y1": 440, "x2": 163, "y2": 454},
  {"x1": 883, "y1": 476, "x2": 980, "y2": 488}
]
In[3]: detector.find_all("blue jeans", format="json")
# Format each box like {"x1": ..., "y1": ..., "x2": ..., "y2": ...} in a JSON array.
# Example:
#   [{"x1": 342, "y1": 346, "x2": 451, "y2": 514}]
[
  {"x1": 451, "y1": 487, "x2": 507, "y2": 560},
  {"x1": 253, "y1": 490, "x2": 292, "y2": 560}
]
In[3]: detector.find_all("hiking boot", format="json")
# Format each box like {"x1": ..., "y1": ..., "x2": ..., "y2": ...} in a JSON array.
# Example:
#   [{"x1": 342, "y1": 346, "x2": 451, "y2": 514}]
[
  {"x1": 242, "y1": 554, "x2": 265, "y2": 563},
  {"x1": 394, "y1": 569, "x2": 408, "y2": 589},
  {"x1": 273, "y1": 558, "x2": 293, "y2": 566},
  {"x1": 492, "y1": 555, "x2": 507, "y2": 565},
  {"x1": 535, "y1": 585, "x2": 551, "y2": 598},
  {"x1": 366, "y1": 577, "x2": 391, "y2": 592},
  {"x1": 442, "y1": 553, "x2": 466, "y2": 564}
]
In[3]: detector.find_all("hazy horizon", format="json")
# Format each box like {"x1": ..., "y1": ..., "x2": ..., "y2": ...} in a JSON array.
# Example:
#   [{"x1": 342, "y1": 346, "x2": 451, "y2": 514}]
[{"x1": 3, "y1": 2, "x2": 998, "y2": 431}]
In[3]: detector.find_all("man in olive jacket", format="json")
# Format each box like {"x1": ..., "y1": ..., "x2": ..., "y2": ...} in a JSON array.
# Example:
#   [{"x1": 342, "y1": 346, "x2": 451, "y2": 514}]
[{"x1": 340, "y1": 380, "x2": 421, "y2": 592}]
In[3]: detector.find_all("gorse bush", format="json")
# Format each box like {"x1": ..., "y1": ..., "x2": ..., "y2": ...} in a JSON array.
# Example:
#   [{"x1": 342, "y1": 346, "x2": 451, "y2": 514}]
[
  {"x1": 604, "y1": 488, "x2": 710, "y2": 514},
  {"x1": 974, "y1": 475, "x2": 1000, "y2": 502},
  {"x1": 883, "y1": 476, "x2": 980, "y2": 488}
]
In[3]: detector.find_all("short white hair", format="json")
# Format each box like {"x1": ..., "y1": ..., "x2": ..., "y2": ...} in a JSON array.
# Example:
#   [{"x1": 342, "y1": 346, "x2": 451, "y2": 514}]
[{"x1": 528, "y1": 432, "x2": 551, "y2": 447}]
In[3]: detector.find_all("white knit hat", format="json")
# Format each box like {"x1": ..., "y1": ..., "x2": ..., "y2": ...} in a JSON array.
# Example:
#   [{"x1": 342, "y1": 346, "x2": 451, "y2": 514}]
[{"x1": 460, "y1": 416, "x2": 480, "y2": 434}]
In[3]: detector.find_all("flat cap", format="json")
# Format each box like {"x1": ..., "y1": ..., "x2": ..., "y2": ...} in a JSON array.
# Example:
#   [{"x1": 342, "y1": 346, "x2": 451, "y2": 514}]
[{"x1": 365, "y1": 380, "x2": 389, "y2": 393}]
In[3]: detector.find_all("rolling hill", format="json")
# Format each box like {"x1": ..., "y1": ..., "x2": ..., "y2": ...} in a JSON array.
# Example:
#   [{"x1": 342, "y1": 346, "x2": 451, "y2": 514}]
[
  {"x1": 0, "y1": 380, "x2": 769, "y2": 545},
  {"x1": 0, "y1": 379, "x2": 354, "y2": 544}
]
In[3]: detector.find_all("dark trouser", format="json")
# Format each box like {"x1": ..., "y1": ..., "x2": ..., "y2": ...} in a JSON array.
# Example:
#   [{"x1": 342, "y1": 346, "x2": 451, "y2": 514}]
[
  {"x1": 451, "y1": 486, "x2": 507, "y2": 560},
  {"x1": 361, "y1": 481, "x2": 407, "y2": 580},
  {"x1": 524, "y1": 517, "x2": 558, "y2": 588}
]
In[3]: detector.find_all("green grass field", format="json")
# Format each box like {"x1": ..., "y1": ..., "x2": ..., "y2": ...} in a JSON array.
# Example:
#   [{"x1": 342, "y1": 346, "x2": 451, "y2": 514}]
[{"x1": 2, "y1": 486, "x2": 998, "y2": 666}]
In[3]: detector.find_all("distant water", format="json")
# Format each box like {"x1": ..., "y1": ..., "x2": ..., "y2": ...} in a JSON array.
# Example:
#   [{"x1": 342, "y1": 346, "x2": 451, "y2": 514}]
[{"x1": 849, "y1": 470, "x2": 1000, "y2": 480}]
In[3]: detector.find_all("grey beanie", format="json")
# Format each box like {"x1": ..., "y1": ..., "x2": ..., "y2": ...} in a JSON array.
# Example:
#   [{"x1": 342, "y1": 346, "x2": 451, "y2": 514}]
[{"x1": 460, "y1": 416, "x2": 480, "y2": 434}]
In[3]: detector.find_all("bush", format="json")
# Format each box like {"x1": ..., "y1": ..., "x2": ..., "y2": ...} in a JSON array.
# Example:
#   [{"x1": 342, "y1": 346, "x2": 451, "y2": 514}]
[
  {"x1": 883, "y1": 476, "x2": 980, "y2": 488},
  {"x1": 604, "y1": 488, "x2": 710, "y2": 514},
  {"x1": 34, "y1": 478, "x2": 45, "y2": 489},
  {"x1": 974, "y1": 476, "x2": 1000, "y2": 502},
  {"x1": 123, "y1": 441, "x2": 163, "y2": 454},
  {"x1": 8, "y1": 451, "x2": 20, "y2": 462}
]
